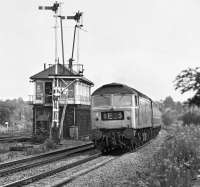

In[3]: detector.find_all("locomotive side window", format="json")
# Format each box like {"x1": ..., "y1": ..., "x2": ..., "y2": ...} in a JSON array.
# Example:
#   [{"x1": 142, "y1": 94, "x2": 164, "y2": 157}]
[
  {"x1": 113, "y1": 95, "x2": 132, "y2": 106},
  {"x1": 139, "y1": 97, "x2": 151, "y2": 126},
  {"x1": 153, "y1": 103, "x2": 162, "y2": 125},
  {"x1": 92, "y1": 95, "x2": 111, "y2": 107}
]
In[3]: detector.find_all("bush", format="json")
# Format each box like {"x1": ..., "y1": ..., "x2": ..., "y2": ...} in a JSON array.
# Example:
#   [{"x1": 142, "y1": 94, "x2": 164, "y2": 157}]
[
  {"x1": 43, "y1": 138, "x2": 57, "y2": 150},
  {"x1": 32, "y1": 134, "x2": 47, "y2": 143},
  {"x1": 24, "y1": 146, "x2": 46, "y2": 156},
  {"x1": 162, "y1": 109, "x2": 177, "y2": 126},
  {"x1": 179, "y1": 112, "x2": 200, "y2": 126},
  {"x1": 32, "y1": 127, "x2": 49, "y2": 143},
  {"x1": 134, "y1": 125, "x2": 200, "y2": 187},
  {"x1": 24, "y1": 138, "x2": 57, "y2": 156}
]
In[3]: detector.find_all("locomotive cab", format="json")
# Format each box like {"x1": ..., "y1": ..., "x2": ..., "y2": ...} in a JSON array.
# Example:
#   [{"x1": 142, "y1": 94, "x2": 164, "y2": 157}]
[{"x1": 91, "y1": 94, "x2": 136, "y2": 129}]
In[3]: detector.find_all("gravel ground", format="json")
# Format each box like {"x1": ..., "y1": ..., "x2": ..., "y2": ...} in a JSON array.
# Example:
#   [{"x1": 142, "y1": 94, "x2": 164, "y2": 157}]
[
  {"x1": 62, "y1": 130, "x2": 168, "y2": 187},
  {"x1": 26, "y1": 155, "x2": 116, "y2": 187}
]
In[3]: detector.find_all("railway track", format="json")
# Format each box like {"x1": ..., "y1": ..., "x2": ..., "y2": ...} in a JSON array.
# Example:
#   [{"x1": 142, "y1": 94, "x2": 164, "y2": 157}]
[
  {"x1": 0, "y1": 135, "x2": 161, "y2": 187},
  {"x1": 31, "y1": 137, "x2": 158, "y2": 187},
  {"x1": 0, "y1": 142, "x2": 95, "y2": 187},
  {"x1": 0, "y1": 134, "x2": 32, "y2": 142}
]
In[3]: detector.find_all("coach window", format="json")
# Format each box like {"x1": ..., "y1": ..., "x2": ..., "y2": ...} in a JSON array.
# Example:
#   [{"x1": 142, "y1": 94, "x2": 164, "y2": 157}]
[
  {"x1": 92, "y1": 95, "x2": 111, "y2": 107},
  {"x1": 113, "y1": 95, "x2": 132, "y2": 106}
]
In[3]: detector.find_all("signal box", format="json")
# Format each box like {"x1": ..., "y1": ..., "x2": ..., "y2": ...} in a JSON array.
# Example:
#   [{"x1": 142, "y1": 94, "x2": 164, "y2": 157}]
[{"x1": 29, "y1": 63, "x2": 94, "y2": 139}]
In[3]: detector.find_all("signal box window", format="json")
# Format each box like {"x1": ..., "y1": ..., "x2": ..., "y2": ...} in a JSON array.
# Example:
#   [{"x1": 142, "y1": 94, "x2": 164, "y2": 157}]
[
  {"x1": 68, "y1": 84, "x2": 74, "y2": 98},
  {"x1": 45, "y1": 82, "x2": 52, "y2": 103},
  {"x1": 135, "y1": 95, "x2": 138, "y2": 106},
  {"x1": 36, "y1": 82, "x2": 43, "y2": 101}
]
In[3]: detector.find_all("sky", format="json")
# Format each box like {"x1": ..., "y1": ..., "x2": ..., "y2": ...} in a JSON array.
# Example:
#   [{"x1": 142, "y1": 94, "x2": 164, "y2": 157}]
[{"x1": 0, "y1": 0, "x2": 200, "y2": 101}]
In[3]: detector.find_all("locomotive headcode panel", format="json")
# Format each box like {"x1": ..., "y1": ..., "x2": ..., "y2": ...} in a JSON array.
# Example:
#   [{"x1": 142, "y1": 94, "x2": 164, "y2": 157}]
[{"x1": 101, "y1": 111, "x2": 124, "y2": 121}]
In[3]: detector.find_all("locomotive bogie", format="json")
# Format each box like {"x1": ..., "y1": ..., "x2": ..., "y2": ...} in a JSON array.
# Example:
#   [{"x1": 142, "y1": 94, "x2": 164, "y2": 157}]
[{"x1": 90, "y1": 127, "x2": 159, "y2": 152}]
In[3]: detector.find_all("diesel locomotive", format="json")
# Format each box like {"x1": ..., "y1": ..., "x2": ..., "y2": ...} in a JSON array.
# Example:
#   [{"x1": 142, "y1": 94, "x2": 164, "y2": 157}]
[{"x1": 90, "y1": 83, "x2": 162, "y2": 152}]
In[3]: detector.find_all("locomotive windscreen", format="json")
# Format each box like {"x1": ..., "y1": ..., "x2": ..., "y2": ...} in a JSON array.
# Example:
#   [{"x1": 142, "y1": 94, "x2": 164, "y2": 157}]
[
  {"x1": 92, "y1": 95, "x2": 111, "y2": 107},
  {"x1": 113, "y1": 95, "x2": 132, "y2": 106}
]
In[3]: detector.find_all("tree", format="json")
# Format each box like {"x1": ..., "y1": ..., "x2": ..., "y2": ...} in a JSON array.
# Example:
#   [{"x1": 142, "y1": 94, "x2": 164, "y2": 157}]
[
  {"x1": 162, "y1": 109, "x2": 177, "y2": 126},
  {"x1": 163, "y1": 96, "x2": 175, "y2": 109},
  {"x1": 175, "y1": 101, "x2": 183, "y2": 113},
  {"x1": 179, "y1": 111, "x2": 200, "y2": 126},
  {"x1": 0, "y1": 98, "x2": 32, "y2": 127},
  {"x1": 0, "y1": 107, "x2": 10, "y2": 125},
  {"x1": 174, "y1": 67, "x2": 200, "y2": 107}
]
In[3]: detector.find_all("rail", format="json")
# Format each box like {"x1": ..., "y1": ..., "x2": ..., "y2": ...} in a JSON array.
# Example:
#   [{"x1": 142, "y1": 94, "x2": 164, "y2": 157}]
[
  {"x1": 0, "y1": 142, "x2": 94, "y2": 169},
  {"x1": 1, "y1": 147, "x2": 98, "y2": 187}
]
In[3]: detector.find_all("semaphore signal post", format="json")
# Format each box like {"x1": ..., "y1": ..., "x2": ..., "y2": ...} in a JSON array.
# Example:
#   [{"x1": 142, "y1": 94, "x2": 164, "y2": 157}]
[{"x1": 29, "y1": 2, "x2": 93, "y2": 143}]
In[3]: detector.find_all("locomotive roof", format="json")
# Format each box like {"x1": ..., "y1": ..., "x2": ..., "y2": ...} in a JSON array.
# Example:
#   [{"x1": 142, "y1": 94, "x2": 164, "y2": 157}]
[{"x1": 92, "y1": 83, "x2": 151, "y2": 100}]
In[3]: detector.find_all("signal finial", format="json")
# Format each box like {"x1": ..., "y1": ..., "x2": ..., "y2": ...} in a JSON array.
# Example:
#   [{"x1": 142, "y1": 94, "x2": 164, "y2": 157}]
[
  {"x1": 67, "y1": 11, "x2": 82, "y2": 23},
  {"x1": 39, "y1": 1, "x2": 60, "y2": 13}
]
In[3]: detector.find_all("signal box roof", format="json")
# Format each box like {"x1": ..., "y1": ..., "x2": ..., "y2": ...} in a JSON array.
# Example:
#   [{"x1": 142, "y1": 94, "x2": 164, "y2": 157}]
[
  {"x1": 92, "y1": 83, "x2": 151, "y2": 100},
  {"x1": 30, "y1": 64, "x2": 94, "y2": 86}
]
